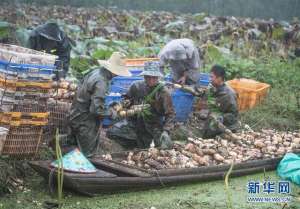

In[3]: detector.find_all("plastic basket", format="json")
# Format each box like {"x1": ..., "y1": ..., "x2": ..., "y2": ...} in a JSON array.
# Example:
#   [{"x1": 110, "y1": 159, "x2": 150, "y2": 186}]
[
  {"x1": 0, "y1": 104, "x2": 14, "y2": 112},
  {"x1": 0, "y1": 44, "x2": 57, "y2": 66},
  {"x1": 14, "y1": 91, "x2": 50, "y2": 100},
  {"x1": 110, "y1": 76, "x2": 143, "y2": 93},
  {"x1": 171, "y1": 89, "x2": 194, "y2": 122},
  {"x1": 124, "y1": 58, "x2": 159, "y2": 67},
  {"x1": 227, "y1": 79, "x2": 270, "y2": 111},
  {"x1": 12, "y1": 102, "x2": 47, "y2": 112},
  {"x1": 0, "y1": 77, "x2": 52, "y2": 89},
  {"x1": 0, "y1": 112, "x2": 49, "y2": 126},
  {"x1": 0, "y1": 126, "x2": 9, "y2": 154},
  {"x1": 0, "y1": 87, "x2": 15, "y2": 98},
  {"x1": 2, "y1": 125, "x2": 43, "y2": 158},
  {"x1": 43, "y1": 100, "x2": 72, "y2": 144},
  {"x1": 103, "y1": 94, "x2": 123, "y2": 126},
  {"x1": 47, "y1": 101, "x2": 72, "y2": 134},
  {"x1": 0, "y1": 60, "x2": 55, "y2": 81}
]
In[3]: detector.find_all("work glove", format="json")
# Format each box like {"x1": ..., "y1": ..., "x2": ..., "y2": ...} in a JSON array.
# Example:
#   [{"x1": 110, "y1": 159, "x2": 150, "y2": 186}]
[
  {"x1": 194, "y1": 86, "x2": 207, "y2": 97},
  {"x1": 216, "y1": 116, "x2": 223, "y2": 123},
  {"x1": 210, "y1": 113, "x2": 224, "y2": 123},
  {"x1": 199, "y1": 109, "x2": 209, "y2": 119},
  {"x1": 108, "y1": 102, "x2": 123, "y2": 119},
  {"x1": 120, "y1": 99, "x2": 131, "y2": 109},
  {"x1": 159, "y1": 131, "x2": 174, "y2": 149},
  {"x1": 108, "y1": 107, "x2": 118, "y2": 119}
]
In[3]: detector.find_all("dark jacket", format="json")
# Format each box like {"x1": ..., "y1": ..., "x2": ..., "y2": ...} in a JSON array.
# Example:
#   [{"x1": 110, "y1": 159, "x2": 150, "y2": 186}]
[
  {"x1": 210, "y1": 83, "x2": 239, "y2": 131},
  {"x1": 28, "y1": 23, "x2": 72, "y2": 78},
  {"x1": 68, "y1": 67, "x2": 112, "y2": 156}
]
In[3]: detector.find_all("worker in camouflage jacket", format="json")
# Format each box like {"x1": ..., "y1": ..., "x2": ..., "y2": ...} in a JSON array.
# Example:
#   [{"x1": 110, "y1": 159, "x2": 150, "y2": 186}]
[
  {"x1": 68, "y1": 52, "x2": 131, "y2": 156},
  {"x1": 27, "y1": 22, "x2": 72, "y2": 79},
  {"x1": 159, "y1": 38, "x2": 201, "y2": 85},
  {"x1": 199, "y1": 65, "x2": 240, "y2": 138},
  {"x1": 107, "y1": 61, "x2": 175, "y2": 149}
]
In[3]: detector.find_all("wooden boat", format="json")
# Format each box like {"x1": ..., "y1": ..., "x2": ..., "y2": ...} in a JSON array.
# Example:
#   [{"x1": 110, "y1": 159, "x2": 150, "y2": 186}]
[{"x1": 29, "y1": 152, "x2": 291, "y2": 196}]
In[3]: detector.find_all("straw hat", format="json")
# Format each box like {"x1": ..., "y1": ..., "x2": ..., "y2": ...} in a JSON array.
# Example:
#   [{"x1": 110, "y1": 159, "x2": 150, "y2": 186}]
[{"x1": 98, "y1": 52, "x2": 131, "y2": 77}]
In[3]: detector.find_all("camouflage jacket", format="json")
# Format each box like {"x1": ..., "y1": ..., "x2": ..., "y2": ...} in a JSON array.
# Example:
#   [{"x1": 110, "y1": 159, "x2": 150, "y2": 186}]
[
  {"x1": 209, "y1": 83, "x2": 239, "y2": 130},
  {"x1": 125, "y1": 81, "x2": 175, "y2": 132}
]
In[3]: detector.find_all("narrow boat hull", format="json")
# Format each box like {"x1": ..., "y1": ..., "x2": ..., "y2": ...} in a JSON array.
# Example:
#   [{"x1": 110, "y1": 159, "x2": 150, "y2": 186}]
[{"x1": 29, "y1": 156, "x2": 282, "y2": 195}]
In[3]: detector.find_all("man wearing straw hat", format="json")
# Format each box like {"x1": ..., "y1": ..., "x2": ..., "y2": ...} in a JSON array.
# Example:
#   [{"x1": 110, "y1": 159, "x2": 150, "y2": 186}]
[
  {"x1": 107, "y1": 61, "x2": 175, "y2": 149},
  {"x1": 68, "y1": 52, "x2": 131, "y2": 156}
]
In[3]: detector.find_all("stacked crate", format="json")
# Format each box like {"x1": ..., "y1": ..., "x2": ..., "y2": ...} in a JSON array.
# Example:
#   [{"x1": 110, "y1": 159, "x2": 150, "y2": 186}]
[
  {"x1": 0, "y1": 44, "x2": 57, "y2": 158},
  {"x1": 44, "y1": 99, "x2": 72, "y2": 145},
  {"x1": 43, "y1": 80, "x2": 76, "y2": 144}
]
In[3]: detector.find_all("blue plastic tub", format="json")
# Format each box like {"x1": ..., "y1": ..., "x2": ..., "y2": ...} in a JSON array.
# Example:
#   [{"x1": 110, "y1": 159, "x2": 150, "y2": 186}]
[
  {"x1": 110, "y1": 76, "x2": 143, "y2": 93},
  {"x1": 102, "y1": 94, "x2": 123, "y2": 126},
  {"x1": 110, "y1": 85, "x2": 127, "y2": 94},
  {"x1": 163, "y1": 73, "x2": 210, "y2": 86},
  {"x1": 171, "y1": 89, "x2": 194, "y2": 122}
]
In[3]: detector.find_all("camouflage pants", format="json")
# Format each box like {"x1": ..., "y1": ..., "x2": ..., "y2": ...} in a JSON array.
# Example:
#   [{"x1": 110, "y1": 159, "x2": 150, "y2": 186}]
[
  {"x1": 202, "y1": 118, "x2": 224, "y2": 138},
  {"x1": 187, "y1": 111, "x2": 223, "y2": 139},
  {"x1": 106, "y1": 119, "x2": 162, "y2": 149}
]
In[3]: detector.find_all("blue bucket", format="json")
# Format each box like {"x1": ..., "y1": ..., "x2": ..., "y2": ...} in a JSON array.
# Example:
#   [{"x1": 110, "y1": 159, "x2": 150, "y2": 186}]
[
  {"x1": 171, "y1": 89, "x2": 194, "y2": 122},
  {"x1": 163, "y1": 72, "x2": 210, "y2": 86}
]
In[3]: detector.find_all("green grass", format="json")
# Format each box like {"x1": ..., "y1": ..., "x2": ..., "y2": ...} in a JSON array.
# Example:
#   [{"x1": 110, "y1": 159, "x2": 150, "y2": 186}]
[
  {"x1": 240, "y1": 88, "x2": 300, "y2": 131},
  {"x1": 1, "y1": 171, "x2": 299, "y2": 209}
]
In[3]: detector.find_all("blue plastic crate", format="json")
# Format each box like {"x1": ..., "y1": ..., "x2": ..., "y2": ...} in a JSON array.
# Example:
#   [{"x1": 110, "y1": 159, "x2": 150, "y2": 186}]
[
  {"x1": 171, "y1": 89, "x2": 194, "y2": 122},
  {"x1": 0, "y1": 60, "x2": 55, "y2": 74},
  {"x1": 102, "y1": 94, "x2": 123, "y2": 126},
  {"x1": 0, "y1": 59, "x2": 55, "y2": 80}
]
